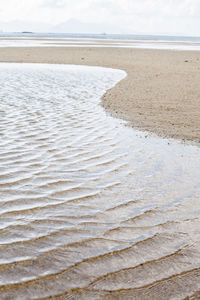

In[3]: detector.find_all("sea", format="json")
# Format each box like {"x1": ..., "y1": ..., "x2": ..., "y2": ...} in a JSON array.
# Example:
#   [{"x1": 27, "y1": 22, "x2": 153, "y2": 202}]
[{"x1": 1, "y1": 32, "x2": 200, "y2": 50}]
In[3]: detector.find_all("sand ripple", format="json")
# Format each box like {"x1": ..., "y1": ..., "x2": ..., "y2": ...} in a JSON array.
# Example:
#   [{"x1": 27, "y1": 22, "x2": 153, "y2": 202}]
[{"x1": 0, "y1": 63, "x2": 200, "y2": 299}]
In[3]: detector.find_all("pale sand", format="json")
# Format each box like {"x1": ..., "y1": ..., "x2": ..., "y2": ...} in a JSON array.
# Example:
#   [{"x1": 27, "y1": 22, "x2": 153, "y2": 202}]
[{"x1": 0, "y1": 46, "x2": 200, "y2": 143}]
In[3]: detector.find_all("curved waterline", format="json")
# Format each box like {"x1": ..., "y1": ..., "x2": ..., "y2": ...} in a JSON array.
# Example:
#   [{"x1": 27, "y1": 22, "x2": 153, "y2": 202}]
[{"x1": 0, "y1": 63, "x2": 200, "y2": 299}]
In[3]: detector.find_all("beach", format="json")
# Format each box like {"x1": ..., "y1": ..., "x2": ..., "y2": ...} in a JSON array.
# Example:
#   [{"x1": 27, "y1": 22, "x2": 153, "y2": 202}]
[
  {"x1": 0, "y1": 44, "x2": 200, "y2": 300},
  {"x1": 0, "y1": 46, "x2": 200, "y2": 143}
]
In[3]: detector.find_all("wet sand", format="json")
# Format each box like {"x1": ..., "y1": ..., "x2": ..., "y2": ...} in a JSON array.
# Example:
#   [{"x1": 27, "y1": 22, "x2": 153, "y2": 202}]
[{"x1": 0, "y1": 46, "x2": 200, "y2": 144}]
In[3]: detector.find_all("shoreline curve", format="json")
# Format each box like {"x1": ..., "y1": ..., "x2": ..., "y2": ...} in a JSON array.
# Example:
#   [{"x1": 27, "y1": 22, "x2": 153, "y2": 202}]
[{"x1": 0, "y1": 46, "x2": 200, "y2": 144}]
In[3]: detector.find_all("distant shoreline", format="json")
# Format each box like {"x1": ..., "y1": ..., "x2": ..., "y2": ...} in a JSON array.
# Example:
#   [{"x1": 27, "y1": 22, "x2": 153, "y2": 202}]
[
  {"x1": 0, "y1": 45, "x2": 200, "y2": 144},
  {"x1": 1, "y1": 32, "x2": 200, "y2": 41}
]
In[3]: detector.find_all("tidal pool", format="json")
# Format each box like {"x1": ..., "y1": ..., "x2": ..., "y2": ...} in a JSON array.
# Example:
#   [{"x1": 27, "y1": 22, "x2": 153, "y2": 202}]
[{"x1": 0, "y1": 63, "x2": 200, "y2": 299}]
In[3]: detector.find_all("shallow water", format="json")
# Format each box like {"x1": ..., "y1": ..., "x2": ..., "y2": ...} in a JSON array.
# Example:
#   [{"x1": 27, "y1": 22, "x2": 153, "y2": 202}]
[
  {"x1": 0, "y1": 63, "x2": 200, "y2": 299},
  {"x1": 1, "y1": 37, "x2": 200, "y2": 51}
]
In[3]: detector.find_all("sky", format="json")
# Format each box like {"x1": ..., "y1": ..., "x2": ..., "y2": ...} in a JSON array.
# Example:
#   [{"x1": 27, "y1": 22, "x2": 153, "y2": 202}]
[{"x1": 0, "y1": 0, "x2": 200, "y2": 36}]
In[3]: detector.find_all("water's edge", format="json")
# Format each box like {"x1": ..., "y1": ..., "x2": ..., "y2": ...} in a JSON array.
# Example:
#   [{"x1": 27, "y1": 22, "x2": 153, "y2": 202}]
[{"x1": 0, "y1": 63, "x2": 200, "y2": 300}]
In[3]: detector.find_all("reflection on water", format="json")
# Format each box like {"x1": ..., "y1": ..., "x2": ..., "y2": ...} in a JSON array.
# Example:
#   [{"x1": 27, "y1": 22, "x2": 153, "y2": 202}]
[{"x1": 0, "y1": 63, "x2": 200, "y2": 299}]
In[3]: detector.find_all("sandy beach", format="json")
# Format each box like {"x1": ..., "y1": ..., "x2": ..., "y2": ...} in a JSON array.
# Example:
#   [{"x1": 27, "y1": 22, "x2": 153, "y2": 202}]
[
  {"x1": 0, "y1": 45, "x2": 200, "y2": 144},
  {"x1": 0, "y1": 45, "x2": 200, "y2": 299}
]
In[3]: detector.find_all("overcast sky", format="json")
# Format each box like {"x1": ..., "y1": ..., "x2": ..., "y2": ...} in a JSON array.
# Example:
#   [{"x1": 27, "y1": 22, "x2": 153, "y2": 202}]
[{"x1": 0, "y1": 0, "x2": 200, "y2": 35}]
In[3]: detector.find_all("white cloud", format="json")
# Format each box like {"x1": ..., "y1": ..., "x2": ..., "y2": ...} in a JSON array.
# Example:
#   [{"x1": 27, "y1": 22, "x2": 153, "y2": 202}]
[{"x1": 0, "y1": 0, "x2": 200, "y2": 35}]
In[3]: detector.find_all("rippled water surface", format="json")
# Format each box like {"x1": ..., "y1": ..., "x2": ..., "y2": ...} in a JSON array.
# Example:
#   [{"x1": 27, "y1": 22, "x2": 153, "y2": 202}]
[{"x1": 0, "y1": 63, "x2": 200, "y2": 300}]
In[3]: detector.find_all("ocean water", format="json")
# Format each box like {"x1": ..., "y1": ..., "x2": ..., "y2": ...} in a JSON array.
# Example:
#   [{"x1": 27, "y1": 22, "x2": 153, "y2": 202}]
[
  {"x1": 0, "y1": 63, "x2": 200, "y2": 299},
  {"x1": 1, "y1": 32, "x2": 200, "y2": 50},
  {"x1": 1, "y1": 32, "x2": 200, "y2": 42}
]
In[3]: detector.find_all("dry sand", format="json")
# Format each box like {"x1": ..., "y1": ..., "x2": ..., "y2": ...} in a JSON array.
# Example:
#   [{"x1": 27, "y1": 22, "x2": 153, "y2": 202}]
[{"x1": 0, "y1": 46, "x2": 200, "y2": 143}]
